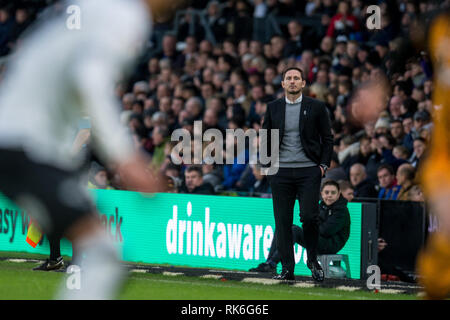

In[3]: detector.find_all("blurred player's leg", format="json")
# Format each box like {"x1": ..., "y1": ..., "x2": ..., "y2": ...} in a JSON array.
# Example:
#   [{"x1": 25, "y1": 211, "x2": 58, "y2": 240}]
[
  {"x1": 56, "y1": 153, "x2": 168, "y2": 300},
  {"x1": 416, "y1": 222, "x2": 450, "y2": 299},
  {"x1": 57, "y1": 214, "x2": 125, "y2": 300}
]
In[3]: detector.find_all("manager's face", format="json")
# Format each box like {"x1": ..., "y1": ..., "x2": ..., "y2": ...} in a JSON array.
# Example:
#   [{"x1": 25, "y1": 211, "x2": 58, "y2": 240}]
[{"x1": 281, "y1": 69, "x2": 305, "y2": 95}]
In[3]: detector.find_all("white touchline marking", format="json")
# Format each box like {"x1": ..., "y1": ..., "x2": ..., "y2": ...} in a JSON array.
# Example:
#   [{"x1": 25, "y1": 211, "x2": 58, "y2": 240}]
[
  {"x1": 293, "y1": 282, "x2": 316, "y2": 288},
  {"x1": 162, "y1": 272, "x2": 184, "y2": 276},
  {"x1": 378, "y1": 289, "x2": 405, "y2": 294},
  {"x1": 200, "y1": 274, "x2": 223, "y2": 279},
  {"x1": 242, "y1": 278, "x2": 280, "y2": 285},
  {"x1": 131, "y1": 269, "x2": 147, "y2": 273},
  {"x1": 7, "y1": 259, "x2": 29, "y2": 263},
  {"x1": 416, "y1": 292, "x2": 426, "y2": 298},
  {"x1": 335, "y1": 286, "x2": 359, "y2": 292}
]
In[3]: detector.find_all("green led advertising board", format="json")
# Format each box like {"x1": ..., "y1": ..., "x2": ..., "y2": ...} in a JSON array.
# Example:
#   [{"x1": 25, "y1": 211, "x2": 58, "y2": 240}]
[{"x1": 0, "y1": 190, "x2": 362, "y2": 278}]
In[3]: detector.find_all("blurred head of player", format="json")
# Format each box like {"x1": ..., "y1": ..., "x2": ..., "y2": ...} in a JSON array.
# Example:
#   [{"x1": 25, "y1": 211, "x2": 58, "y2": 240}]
[{"x1": 347, "y1": 75, "x2": 390, "y2": 127}]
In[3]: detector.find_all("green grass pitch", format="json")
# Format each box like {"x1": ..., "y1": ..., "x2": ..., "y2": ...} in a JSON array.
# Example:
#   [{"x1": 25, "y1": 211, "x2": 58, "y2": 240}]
[{"x1": 0, "y1": 252, "x2": 418, "y2": 300}]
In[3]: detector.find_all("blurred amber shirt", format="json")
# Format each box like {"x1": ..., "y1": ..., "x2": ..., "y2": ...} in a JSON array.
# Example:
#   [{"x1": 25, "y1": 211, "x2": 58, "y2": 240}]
[{"x1": 421, "y1": 13, "x2": 450, "y2": 196}]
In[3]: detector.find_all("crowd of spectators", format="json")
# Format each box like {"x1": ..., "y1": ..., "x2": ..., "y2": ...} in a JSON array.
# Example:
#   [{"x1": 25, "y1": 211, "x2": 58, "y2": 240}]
[
  {"x1": 1, "y1": 0, "x2": 449, "y2": 203},
  {"x1": 0, "y1": 1, "x2": 37, "y2": 57}
]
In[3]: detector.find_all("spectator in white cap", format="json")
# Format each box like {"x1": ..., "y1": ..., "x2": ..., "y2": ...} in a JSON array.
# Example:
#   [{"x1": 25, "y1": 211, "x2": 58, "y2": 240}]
[{"x1": 375, "y1": 117, "x2": 390, "y2": 135}]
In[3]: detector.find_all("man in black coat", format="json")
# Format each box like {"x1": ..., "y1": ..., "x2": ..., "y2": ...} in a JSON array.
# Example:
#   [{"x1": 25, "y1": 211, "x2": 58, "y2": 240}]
[
  {"x1": 179, "y1": 165, "x2": 215, "y2": 195},
  {"x1": 261, "y1": 66, "x2": 334, "y2": 281},
  {"x1": 250, "y1": 180, "x2": 351, "y2": 273},
  {"x1": 349, "y1": 163, "x2": 378, "y2": 198}
]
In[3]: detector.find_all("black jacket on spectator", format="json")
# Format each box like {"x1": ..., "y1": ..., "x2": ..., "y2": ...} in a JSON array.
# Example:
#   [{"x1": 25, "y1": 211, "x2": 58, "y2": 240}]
[
  {"x1": 179, "y1": 182, "x2": 215, "y2": 195},
  {"x1": 318, "y1": 195, "x2": 351, "y2": 254},
  {"x1": 342, "y1": 152, "x2": 381, "y2": 183},
  {"x1": 207, "y1": 17, "x2": 227, "y2": 43},
  {"x1": 283, "y1": 29, "x2": 316, "y2": 58},
  {"x1": 381, "y1": 149, "x2": 408, "y2": 173},
  {"x1": 0, "y1": 17, "x2": 14, "y2": 56},
  {"x1": 353, "y1": 178, "x2": 378, "y2": 198},
  {"x1": 262, "y1": 96, "x2": 334, "y2": 167}
]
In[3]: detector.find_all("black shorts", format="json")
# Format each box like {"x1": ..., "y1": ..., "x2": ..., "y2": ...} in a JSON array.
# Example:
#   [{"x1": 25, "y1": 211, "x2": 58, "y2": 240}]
[{"x1": 0, "y1": 148, "x2": 95, "y2": 238}]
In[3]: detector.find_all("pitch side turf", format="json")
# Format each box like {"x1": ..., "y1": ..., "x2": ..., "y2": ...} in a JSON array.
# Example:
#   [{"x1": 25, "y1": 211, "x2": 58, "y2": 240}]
[{"x1": 0, "y1": 252, "x2": 419, "y2": 300}]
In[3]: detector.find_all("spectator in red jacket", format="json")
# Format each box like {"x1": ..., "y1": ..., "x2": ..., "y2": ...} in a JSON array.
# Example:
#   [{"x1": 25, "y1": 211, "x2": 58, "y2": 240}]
[{"x1": 326, "y1": 1, "x2": 359, "y2": 38}]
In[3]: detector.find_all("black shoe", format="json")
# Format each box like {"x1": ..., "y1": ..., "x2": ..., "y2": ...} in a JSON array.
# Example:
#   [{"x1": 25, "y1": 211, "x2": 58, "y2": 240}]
[
  {"x1": 249, "y1": 263, "x2": 276, "y2": 273},
  {"x1": 307, "y1": 259, "x2": 324, "y2": 282},
  {"x1": 273, "y1": 270, "x2": 295, "y2": 281},
  {"x1": 33, "y1": 256, "x2": 64, "y2": 271}
]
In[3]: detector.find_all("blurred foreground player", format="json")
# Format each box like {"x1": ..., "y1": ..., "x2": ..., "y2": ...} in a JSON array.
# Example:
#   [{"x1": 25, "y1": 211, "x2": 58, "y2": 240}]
[
  {"x1": 0, "y1": 0, "x2": 179, "y2": 299},
  {"x1": 415, "y1": 11, "x2": 450, "y2": 300},
  {"x1": 348, "y1": 9, "x2": 450, "y2": 299}
]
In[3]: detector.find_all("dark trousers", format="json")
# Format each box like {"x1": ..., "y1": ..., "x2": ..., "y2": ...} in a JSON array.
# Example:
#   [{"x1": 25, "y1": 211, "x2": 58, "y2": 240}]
[
  {"x1": 48, "y1": 234, "x2": 77, "y2": 262},
  {"x1": 269, "y1": 166, "x2": 322, "y2": 273},
  {"x1": 267, "y1": 225, "x2": 305, "y2": 265},
  {"x1": 267, "y1": 226, "x2": 337, "y2": 265},
  {"x1": 49, "y1": 234, "x2": 61, "y2": 261}
]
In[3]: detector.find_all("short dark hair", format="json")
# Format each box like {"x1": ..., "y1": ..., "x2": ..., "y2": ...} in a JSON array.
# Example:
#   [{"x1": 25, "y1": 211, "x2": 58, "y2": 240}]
[
  {"x1": 414, "y1": 110, "x2": 431, "y2": 122},
  {"x1": 395, "y1": 80, "x2": 412, "y2": 96},
  {"x1": 378, "y1": 133, "x2": 396, "y2": 148},
  {"x1": 359, "y1": 134, "x2": 371, "y2": 144},
  {"x1": 390, "y1": 118, "x2": 402, "y2": 126},
  {"x1": 282, "y1": 67, "x2": 305, "y2": 81},
  {"x1": 321, "y1": 179, "x2": 340, "y2": 192},
  {"x1": 185, "y1": 165, "x2": 203, "y2": 177},
  {"x1": 414, "y1": 137, "x2": 427, "y2": 145},
  {"x1": 393, "y1": 145, "x2": 410, "y2": 158},
  {"x1": 402, "y1": 98, "x2": 418, "y2": 114},
  {"x1": 377, "y1": 164, "x2": 394, "y2": 175},
  {"x1": 132, "y1": 100, "x2": 144, "y2": 110},
  {"x1": 338, "y1": 79, "x2": 353, "y2": 91},
  {"x1": 402, "y1": 115, "x2": 413, "y2": 121},
  {"x1": 165, "y1": 162, "x2": 181, "y2": 173},
  {"x1": 338, "y1": 180, "x2": 353, "y2": 191}
]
